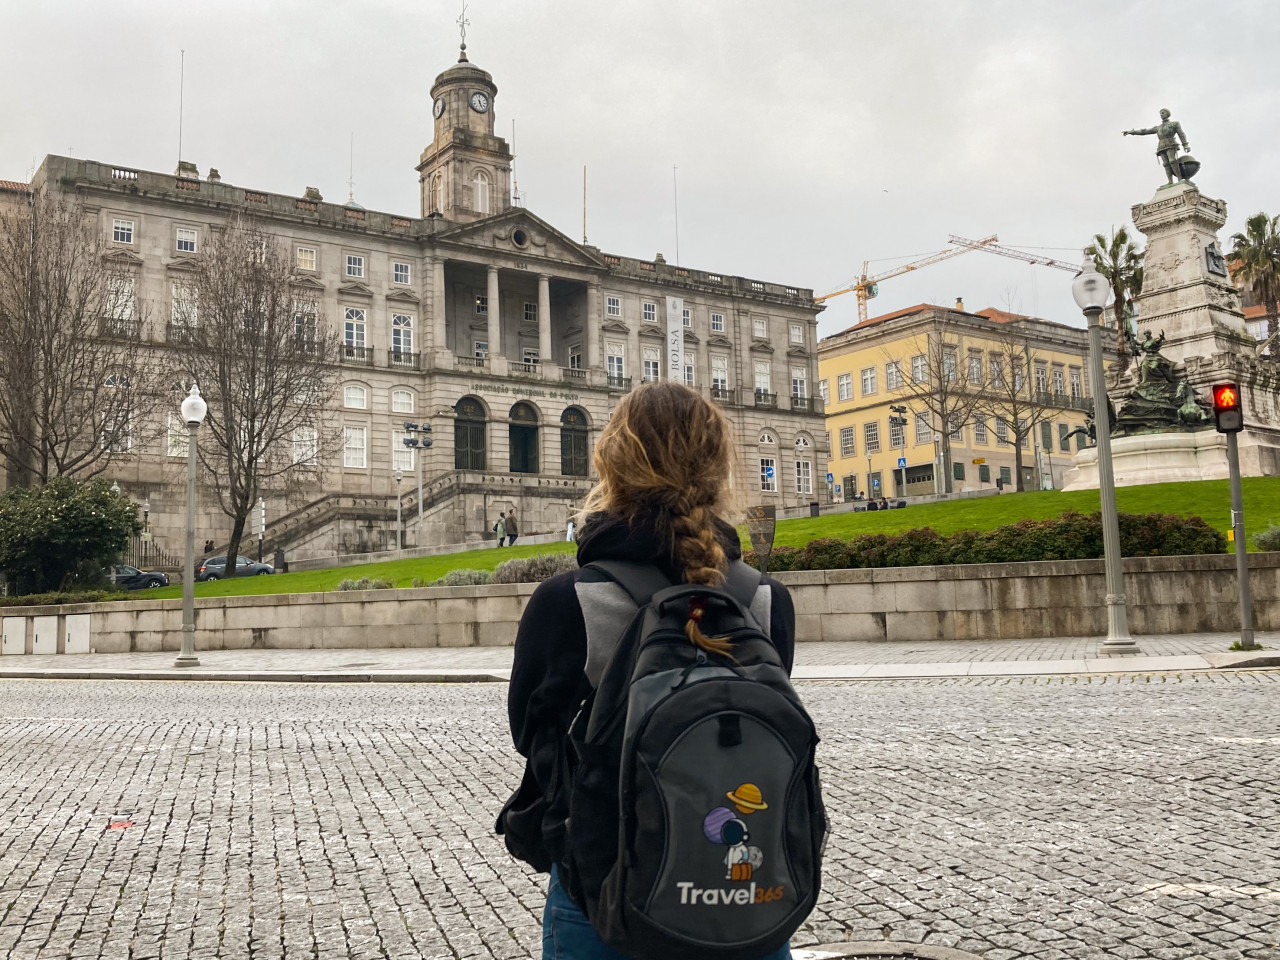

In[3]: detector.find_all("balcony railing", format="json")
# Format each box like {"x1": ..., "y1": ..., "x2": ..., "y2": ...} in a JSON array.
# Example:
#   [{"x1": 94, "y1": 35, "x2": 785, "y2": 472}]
[
  {"x1": 456, "y1": 355, "x2": 488, "y2": 369},
  {"x1": 1035, "y1": 390, "x2": 1093, "y2": 414},
  {"x1": 342, "y1": 345, "x2": 374, "y2": 365},
  {"x1": 561, "y1": 367, "x2": 587, "y2": 381},
  {"x1": 99, "y1": 317, "x2": 141, "y2": 340},
  {"x1": 389, "y1": 349, "x2": 420, "y2": 370},
  {"x1": 753, "y1": 391, "x2": 777, "y2": 409},
  {"x1": 791, "y1": 395, "x2": 815, "y2": 412},
  {"x1": 607, "y1": 375, "x2": 632, "y2": 392},
  {"x1": 711, "y1": 386, "x2": 737, "y2": 405},
  {"x1": 166, "y1": 323, "x2": 196, "y2": 345},
  {"x1": 512, "y1": 361, "x2": 540, "y2": 376}
]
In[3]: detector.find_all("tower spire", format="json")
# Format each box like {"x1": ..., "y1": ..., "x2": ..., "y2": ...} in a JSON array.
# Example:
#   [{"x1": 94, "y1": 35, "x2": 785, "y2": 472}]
[{"x1": 456, "y1": 2, "x2": 470, "y2": 62}]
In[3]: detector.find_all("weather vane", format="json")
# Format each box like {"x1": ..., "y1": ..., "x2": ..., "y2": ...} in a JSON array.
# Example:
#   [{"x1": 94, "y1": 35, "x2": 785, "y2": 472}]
[{"x1": 457, "y1": 2, "x2": 470, "y2": 57}]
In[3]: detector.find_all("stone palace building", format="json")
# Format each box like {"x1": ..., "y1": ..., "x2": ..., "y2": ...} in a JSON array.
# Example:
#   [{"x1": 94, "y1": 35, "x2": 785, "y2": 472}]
[{"x1": 8, "y1": 44, "x2": 826, "y2": 560}]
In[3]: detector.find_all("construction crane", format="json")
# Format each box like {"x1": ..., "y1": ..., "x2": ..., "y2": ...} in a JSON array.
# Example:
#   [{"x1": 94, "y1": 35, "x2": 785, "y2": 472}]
[
  {"x1": 947, "y1": 235, "x2": 1079, "y2": 273},
  {"x1": 815, "y1": 234, "x2": 999, "y2": 322}
]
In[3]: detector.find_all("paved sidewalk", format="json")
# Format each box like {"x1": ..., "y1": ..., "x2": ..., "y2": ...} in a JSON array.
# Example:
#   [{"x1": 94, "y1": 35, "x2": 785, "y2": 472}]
[{"x1": 0, "y1": 631, "x2": 1276, "y2": 682}]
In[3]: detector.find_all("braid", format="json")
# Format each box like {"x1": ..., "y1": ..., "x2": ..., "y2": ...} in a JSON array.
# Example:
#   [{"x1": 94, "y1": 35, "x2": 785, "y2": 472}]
[{"x1": 671, "y1": 501, "x2": 734, "y2": 657}]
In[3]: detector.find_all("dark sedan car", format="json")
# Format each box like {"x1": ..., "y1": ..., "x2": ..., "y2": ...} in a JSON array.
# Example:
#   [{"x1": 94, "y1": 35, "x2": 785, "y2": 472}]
[
  {"x1": 112, "y1": 565, "x2": 170, "y2": 590},
  {"x1": 197, "y1": 555, "x2": 275, "y2": 581}
]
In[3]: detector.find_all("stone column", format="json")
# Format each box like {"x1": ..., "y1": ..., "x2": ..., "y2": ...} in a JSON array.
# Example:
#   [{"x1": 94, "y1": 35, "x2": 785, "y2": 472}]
[
  {"x1": 486, "y1": 265, "x2": 501, "y2": 361},
  {"x1": 586, "y1": 282, "x2": 601, "y2": 370},
  {"x1": 432, "y1": 258, "x2": 447, "y2": 360},
  {"x1": 538, "y1": 274, "x2": 553, "y2": 371}
]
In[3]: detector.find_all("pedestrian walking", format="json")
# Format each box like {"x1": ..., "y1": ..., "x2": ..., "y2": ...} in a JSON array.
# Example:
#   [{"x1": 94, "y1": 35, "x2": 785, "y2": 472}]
[
  {"x1": 498, "y1": 381, "x2": 813, "y2": 960},
  {"x1": 493, "y1": 515, "x2": 506, "y2": 547},
  {"x1": 504, "y1": 510, "x2": 519, "y2": 546},
  {"x1": 565, "y1": 518, "x2": 575, "y2": 542}
]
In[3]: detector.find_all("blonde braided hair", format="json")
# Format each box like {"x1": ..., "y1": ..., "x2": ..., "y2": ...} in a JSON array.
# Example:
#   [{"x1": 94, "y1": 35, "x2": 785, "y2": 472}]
[{"x1": 581, "y1": 381, "x2": 741, "y2": 656}]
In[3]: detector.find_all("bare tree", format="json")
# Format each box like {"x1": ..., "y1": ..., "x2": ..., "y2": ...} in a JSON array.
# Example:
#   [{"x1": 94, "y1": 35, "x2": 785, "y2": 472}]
[
  {"x1": 0, "y1": 189, "x2": 161, "y2": 486},
  {"x1": 173, "y1": 216, "x2": 339, "y2": 575},
  {"x1": 888, "y1": 318, "x2": 987, "y2": 494},
  {"x1": 975, "y1": 323, "x2": 1056, "y2": 493}
]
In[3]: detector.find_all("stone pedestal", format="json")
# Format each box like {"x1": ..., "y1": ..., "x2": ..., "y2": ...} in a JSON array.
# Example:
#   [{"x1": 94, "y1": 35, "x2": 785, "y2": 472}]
[{"x1": 1061, "y1": 430, "x2": 1228, "y2": 491}]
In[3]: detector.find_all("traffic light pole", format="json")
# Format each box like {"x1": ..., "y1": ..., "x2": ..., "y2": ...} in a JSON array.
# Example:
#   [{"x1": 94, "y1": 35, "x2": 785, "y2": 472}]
[{"x1": 1226, "y1": 431, "x2": 1257, "y2": 650}]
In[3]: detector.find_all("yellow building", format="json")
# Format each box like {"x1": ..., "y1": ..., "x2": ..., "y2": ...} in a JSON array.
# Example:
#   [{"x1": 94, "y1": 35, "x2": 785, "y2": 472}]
[{"x1": 817, "y1": 302, "x2": 1098, "y2": 499}]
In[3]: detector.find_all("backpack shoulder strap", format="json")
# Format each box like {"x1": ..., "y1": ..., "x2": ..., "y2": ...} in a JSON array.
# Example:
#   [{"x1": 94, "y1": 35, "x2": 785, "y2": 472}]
[
  {"x1": 725, "y1": 560, "x2": 772, "y2": 639},
  {"x1": 575, "y1": 561, "x2": 673, "y2": 687}
]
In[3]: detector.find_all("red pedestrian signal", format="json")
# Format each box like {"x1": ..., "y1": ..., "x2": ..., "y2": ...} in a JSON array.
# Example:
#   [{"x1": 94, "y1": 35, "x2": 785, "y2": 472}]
[{"x1": 1212, "y1": 382, "x2": 1243, "y2": 433}]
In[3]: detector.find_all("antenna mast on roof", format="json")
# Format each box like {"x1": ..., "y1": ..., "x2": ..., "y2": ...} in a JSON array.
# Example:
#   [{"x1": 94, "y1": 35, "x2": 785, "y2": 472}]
[
  {"x1": 457, "y1": 2, "x2": 470, "y2": 61},
  {"x1": 347, "y1": 132, "x2": 355, "y2": 203},
  {"x1": 511, "y1": 119, "x2": 521, "y2": 206},
  {"x1": 177, "y1": 50, "x2": 185, "y2": 169}
]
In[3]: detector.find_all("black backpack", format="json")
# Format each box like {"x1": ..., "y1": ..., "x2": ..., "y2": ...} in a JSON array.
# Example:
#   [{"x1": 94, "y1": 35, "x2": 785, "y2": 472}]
[{"x1": 562, "y1": 559, "x2": 826, "y2": 960}]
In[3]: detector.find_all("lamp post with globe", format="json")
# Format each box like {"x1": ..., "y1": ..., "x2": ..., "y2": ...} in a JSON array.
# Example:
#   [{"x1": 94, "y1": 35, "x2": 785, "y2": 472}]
[
  {"x1": 175, "y1": 384, "x2": 208, "y2": 667},
  {"x1": 1072, "y1": 256, "x2": 1140, "y2": 655},
  {"x1": 394, "y1": 469, "x2": 403, "y2": 553}
]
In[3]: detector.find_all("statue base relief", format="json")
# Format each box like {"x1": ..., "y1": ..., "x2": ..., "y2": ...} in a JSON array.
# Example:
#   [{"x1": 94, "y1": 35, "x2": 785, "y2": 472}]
[{"x1": 1060, "y1": 429, "x2": 1228, "y2": 491}]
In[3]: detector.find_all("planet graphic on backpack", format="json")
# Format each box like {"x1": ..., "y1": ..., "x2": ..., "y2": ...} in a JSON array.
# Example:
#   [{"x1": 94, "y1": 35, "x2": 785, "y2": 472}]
[{"x1": 704, "y1": 785, "x2": 767, "y2": 881}]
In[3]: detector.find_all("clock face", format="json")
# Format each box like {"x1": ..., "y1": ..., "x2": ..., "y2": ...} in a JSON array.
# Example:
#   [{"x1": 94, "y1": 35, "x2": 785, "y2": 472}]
[
  {"x1": 433, "y1": 98, "x2": 445, "y2": 119},
  {"x1": 469, "y1": 91, "x2": 489, "y2": 113}
]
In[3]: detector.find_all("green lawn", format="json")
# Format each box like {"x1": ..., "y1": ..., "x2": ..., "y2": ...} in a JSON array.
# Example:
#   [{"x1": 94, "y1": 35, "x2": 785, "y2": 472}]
[{"x1": 137, "y1": 477, "x2": 1280, "y2": 601}]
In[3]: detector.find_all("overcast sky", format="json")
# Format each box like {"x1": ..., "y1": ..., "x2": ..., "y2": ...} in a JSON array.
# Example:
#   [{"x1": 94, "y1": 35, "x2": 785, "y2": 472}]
[{"x1": 4, "y1": 0, "x2": 1278, "y2": 338}]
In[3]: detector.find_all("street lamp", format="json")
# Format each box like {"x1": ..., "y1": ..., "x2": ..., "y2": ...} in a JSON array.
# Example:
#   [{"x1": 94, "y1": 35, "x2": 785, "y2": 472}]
[
  {"x1": 402, "y1": 421, "x2": 433, "y2": 538},
  {"x1": 176, "y1": 383, "x2": 207, "y2": 667},
  {"x1": 1073, "y1": 255, "x2": 1140, "y2": 655},
  {"x1": 394, "y1": 469, "x2": 403, "y2": 553},
  {"x1": 866, "y1": 451, "x2": 873, "y2": 500}
]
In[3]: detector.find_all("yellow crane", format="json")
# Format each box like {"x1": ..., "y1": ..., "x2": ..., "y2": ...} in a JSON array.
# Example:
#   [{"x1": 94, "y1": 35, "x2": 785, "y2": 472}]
[
  {"x1": 946, "y1": 234, "x2": 1079, "y2": 273},
  {"x1": 815, "y1": 234, "x2": 999, "y2": 322}
]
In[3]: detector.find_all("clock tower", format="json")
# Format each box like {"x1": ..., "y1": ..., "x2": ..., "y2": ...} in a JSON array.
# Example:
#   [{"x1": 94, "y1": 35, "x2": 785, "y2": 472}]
[{"x1": 417, "y1": 43, "x2": 513, "y2": 222}]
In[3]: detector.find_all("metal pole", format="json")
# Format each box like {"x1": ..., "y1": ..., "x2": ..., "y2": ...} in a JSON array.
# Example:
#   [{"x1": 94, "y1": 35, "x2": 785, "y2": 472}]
[
  {"x1": 416, "y1": 450, "x2": 423, "y2": 531},
  {"x1": 1086, "y1": 305, "x2": 1139, "y2": 654},
  {"x1": 176, "y1": 423, "x2": 200, "y2": 666},
  {"x1": 396, "y1": 481, "x2": 403, "y2": 553},
  {"x1": 1227, "y1": 431, "x2": 1257, "y2": 650}
]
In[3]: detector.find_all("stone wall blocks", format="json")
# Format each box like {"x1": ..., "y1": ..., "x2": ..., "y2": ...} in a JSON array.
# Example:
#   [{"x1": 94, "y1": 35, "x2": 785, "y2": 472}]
[
  {"x1": 816, "y1": 612, "x2": 886, "y2": 643},
  {"x1": 894, "y1": 580, "x2": 955, "y2": 612},
  {"x1": 885, "y1": 610, "x2": 955, "y2": 642},
  {"x1": 817, "y1": 568, "x2": 875, "y2": 585}
]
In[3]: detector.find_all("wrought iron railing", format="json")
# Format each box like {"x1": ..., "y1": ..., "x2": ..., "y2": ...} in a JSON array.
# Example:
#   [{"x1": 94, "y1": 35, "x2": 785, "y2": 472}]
[
  {"x1": 753, "y1": 391, "x2": 777, "y2": 409},
  {"x1": 342, "y1": 345, "x2": 374, "y2": 365},
  {"x1": 389, "y1": 349, "x2": 419, "y2": 369},
  {"x1": 711, "y1": 386, "x2": 737, "y2": 405},
  {"x1": 607, "y1": 375, "x2": 632, "y2": 391}
]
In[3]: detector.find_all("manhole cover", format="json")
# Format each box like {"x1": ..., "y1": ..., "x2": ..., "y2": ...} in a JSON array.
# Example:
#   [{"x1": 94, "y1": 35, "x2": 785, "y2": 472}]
[{"x1": 796, "y1": 945, "x2": 982, "y2": 960}]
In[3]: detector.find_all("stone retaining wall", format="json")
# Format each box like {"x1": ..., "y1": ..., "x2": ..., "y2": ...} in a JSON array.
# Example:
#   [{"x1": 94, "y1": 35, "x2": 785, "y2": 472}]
[{"x1": 0, "y1": 553, "x2": 1273, "y2": 654}]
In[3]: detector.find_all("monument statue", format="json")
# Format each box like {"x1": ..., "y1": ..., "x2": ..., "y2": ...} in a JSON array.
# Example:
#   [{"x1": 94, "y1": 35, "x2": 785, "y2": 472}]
[
  {"x1": 1123, "y1": 109, "x2": 1199, "y2": 185},
  {"x1": 1112, "y1": 329, "x2": 1213, "y2": 434}
]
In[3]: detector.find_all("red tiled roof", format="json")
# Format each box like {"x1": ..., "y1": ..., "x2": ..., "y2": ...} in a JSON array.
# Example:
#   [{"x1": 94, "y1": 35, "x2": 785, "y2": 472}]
[
  {"x1": 0, "y1": 180, "x2": 31, "y2": 193},
  {"x1": 973, "y1": 307, "x2": 1029, "y2": 324}
]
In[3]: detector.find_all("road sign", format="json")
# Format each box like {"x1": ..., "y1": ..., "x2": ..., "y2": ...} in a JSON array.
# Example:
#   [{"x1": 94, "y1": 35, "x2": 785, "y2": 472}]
[
  {"x1": 1212, "y1": 382, "x2": 1243, "y2": 433},
  {"x1": 897, "y1": 457, "x2": 907, "y2": 469},
  {"x1": 764, "y1": 465, "x2": 775, "y2": 479},
  {"x1": 872, "y1": 477, "x2": 880, "y2": 488},
  {"x1": 835, "y1": 485, "x2": 842, "y2": 493},
  {"x1": 826, "y1": 472, "x2": 834, "y2": 482},
  {"x1": 972, "y1": 457, "x2": 986, "y2": 464}
]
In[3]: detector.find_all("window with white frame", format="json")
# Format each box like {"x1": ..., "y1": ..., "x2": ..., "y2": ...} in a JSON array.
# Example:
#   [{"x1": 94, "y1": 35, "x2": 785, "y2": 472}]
[
  {"x1": 754, "y1": 360, "x2": 771, "y2": 394},
  {"x1": 392, "y1": 314, "x2": 414, "y2": 355},
  {"x1": 791, "y1": 366, "x2": 807, "y2": 399},
  {"x1": 166, "y1": 412, "x2": 189, "y2": 458},
  {"x1": 523, "y1": 346, "x2": 540, "y2": 367},
  {"x1": 996, "y1": 417, "x2": 1009, "y2": 444},
  {"x1": 107, "y1": 276, "x2": 135, "y2": 320},
  {"x1": 789, "y1": 323, "x2": 803, "y2": 345},
  {"x1": 393, "y1": 262, "x2": 411, "y2": 285},
  {"x1": 607, "y1": 341, "x2": 625, "y2": 379},
  {"x1": 292, "y1": 426, "x2": 318, "y2": 465},
  {"x1": 176, "y1": 227, "x2": 197, "y2": 253},
  {"x1": 753, "y1": 316, "x2": 768, "y2": 339},
  {"x1": 1013, "y1": 361, "x2": 1025, "y2": 392},
  {"x1": 711, "y1": 355, "x2": 729, "y2": 390},
  {"x1": 860, "y1": 366, "x2": 877, "y2": 396},
  {"x1": 642, "y1": 302, "x2": 656, "y2": 323},
  {"x1": 824, "y1": 431, "x2": 831, "y2": 452},
  {"x1": 968, "y1": 353, "x2": 982, "y2": 385},
  {"x1": 915, "y1": 412, "x2": 932, "y2": 444},
  {"x1": 950, "y1": 417, "x2": 963, "y2": 442},
  {"x1": 1018, "y1": 418, "x2": 1030, "y2": 448},
  {"x1": 889, "y1": 417, "x2": 905, "y2": 448},
  {"x1": 247, "y1": 238, "x2": 267, "y2": 263},
  {"x1": 837, "y1": 373, "x2": 852, "y2": 401},
  {"x1": 1034, "y1": 363, "x2": 1048, "y2": 394},
  {"x1": 112, "y1": 219, "x2": 134, "y2": 244},
  {"x1": 795, "y1": 458, "x2": 812, "y2": 495},
  {"x1": 297, "y1": 247, "x2": 317, "y2": 271},
  {"x1": 474, "y1": 339, "x2": 489, "y2": 359},
  {"x1": 393, "y1": 431, "x2": 415, "y2": 472},
  {"x1": 943, "y1": 352, "x2": 957, "y2": 382},
  {"x1": 759, "y1": 430, "x2": 776, "y2": 445},
  {"x1": 974, "y1": 417, "x2": 988, "y2": 444},
  {"x1": 391, "y1": 388, "x2": 414, "y2": 413},
  {"x1": 606, "y1": 296, "x2": 622, "y2": 318},
  {"x1": 818, "y1": 379, "x2": 829, "y2": 403},
  {"x1": 344, "y1": 308, "x2": 366, "y2": 348},
  {"x1": 475, "y1": 295, "x2": 488, "y2": 316},
  {"x1": 568, "y1": 344, "x2": 582, "y2": 369},
  {"x1": 343, "y1": 426, "x2": 367, "y2": 468},
  {"x1": 990, "y1": 357, "x2": 1005, "y2": 387},
  {"x1": 1052, "y1": 366, "x2": 1065, "y2": 394},
  {"x1": 864, "y1": 421, "x2": 881, "y2": 454},
  {"x1": 473, "y1": 170, "x2": 490, "y2": 214},
  {"x1": 710, "y1": 312, "x2": 724, "y2": 332},
  {"x1": 759, "y1": 457, "x2": 777, "y2": 492},
  {"x1": 682, "y1": 308, "x2": 691, "y2": 328},
  {"x1": 885, "y1": 361, "x2": 903, "y2": 390},
  {"x1": 1070, "y1": 368, "x2": 1082, "y2": 397},
  {"x1": 684, "y1": 353, "x2": 696, "y2": 386},
  {"x1": 642, "y1": 346, "x2": 661, "y2": 382},
  {"x1": 906, "y1": 354, "x2": 923, "y2": 383},
  {"x1": 840, "y1": 426, "x2": 856, "y2": 457},
  {"x1": 524, "y1": 301, "x2": 538, "y2": 323},
  {"x1": 343, "y1": 385, "x2": 368, "y2": 409},
  {"x1": 171, "y1": 281, "x2": 198, "y2": 327},
  {"x1": 294, "y1": 308, "x2": 318, "y2": 352},
  {"x1": 346, "y1": 254, "x2": 365, "y2": 278}
]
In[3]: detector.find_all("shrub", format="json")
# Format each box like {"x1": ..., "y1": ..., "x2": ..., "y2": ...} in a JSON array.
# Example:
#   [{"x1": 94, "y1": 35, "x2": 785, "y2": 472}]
[
  {"x1": 1253, "y1": 523, "x2": 1280, "y2": 552},
  {"x1": 0, "y1": 589, "x2": 126, "y2": 607},
  {"x1": 491, "y1": 552, "x2": 579, "y2": 584},
  {"x1": 759, "y1": 545, "x2": 803, "y2": 572},
  {"x1": 429, "y1": 568, "x2": 493, "y2": 587},
  {"x1": 337, "y1": 577, "x2": 394, "y2": 591},
  {"x1": 801, "y1": 537, "x2": 852, "y2": 571}
]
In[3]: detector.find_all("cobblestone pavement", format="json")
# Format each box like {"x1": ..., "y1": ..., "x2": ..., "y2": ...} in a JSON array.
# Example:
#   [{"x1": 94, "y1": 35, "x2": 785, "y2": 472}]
[{"x1": 1, "y1": 674, "x2": 1278, "y2": 960}]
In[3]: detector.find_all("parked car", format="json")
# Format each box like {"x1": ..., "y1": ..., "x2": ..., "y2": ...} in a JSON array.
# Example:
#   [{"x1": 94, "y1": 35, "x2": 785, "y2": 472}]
[
  {"x1": 197, "y1": 555, "x2": 275, "y2": 581},
  {"x1": 112, "y1": 565, "x2": 170, "y2": 590}
]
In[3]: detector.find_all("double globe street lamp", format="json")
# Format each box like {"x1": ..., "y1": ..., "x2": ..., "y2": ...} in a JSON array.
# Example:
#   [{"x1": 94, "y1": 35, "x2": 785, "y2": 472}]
[
  {"x1": 1071, "y1": 256, "x2": 1140, "y2": 655},
  {"x1": 401, "y1": 421, "x2": 433, "y2": 539},
  {"x1": 175, "y1": 384, "x2": 208, "y2": 667}
]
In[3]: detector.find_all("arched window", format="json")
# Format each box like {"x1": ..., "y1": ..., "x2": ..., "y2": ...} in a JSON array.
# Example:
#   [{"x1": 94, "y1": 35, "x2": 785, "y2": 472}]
[
  {"x1": 473, "y1": 169, "x2": 491, "y2": 215},
  {"x1": 343, "y1": 384, "x2": 367, "y2": 409},
  {"x1": 391, "y1": 388, "x2": 414, "y2": 414},
  {"x1": 392, "y1": 314, "x2": 414, "y2": 360},
  {"x1": 560, "y1": 407, "x2": 589, "y2": 477},
  {"x1": 103, "y1": 374, "x2": 132, "y2": 453},
  {"x1": 509, "y1": 401, "x2": 539, "y2": 474},
  {"x1": 455, "y1": 396, "x2": 486, "y2": 470},
  {"x1": 758, "y1": 430, "x2": 776, "y2": 445}
]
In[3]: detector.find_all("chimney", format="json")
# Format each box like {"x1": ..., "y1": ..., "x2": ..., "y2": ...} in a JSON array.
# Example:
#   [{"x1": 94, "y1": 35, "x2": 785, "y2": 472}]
[
  {"x1": 955, "y1": 297, "x2": 965, "y2": 312},
  {"x1": 175, "y1": 160, "x2": 199, "y2": 179},
  {"x1": 206, "y1": 168, "x2": 221, "y2": 182},
  {"x1": 654, "y1": 252, "x2": 667, "y2": 264},
  {"x1": 303, "y1": 186, "x2": 323, "y2": 201}
]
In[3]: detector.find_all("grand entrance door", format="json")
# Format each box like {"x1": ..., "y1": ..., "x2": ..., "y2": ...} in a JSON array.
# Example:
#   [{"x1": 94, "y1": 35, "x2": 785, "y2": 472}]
[
  {"x1": 509, "y1": 402, "x2": 539, "y2": 474},
  {"x1": 454, "y1": 397, "x2": 486, "y2": 470}
]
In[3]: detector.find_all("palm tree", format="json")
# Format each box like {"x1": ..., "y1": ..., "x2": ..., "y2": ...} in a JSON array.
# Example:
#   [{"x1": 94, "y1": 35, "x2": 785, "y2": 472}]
[
  {"x1": 1086, "y1": 227, "x2": 1144, "y2": 368},
  {"x1": 1230, "y1": 212, "x2": 1280, "y2": 357}
]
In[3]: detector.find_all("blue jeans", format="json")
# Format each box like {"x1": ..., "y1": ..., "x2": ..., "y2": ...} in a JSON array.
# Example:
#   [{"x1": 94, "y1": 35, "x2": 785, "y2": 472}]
[{"x1": 542, "y1": 865, "x2": 791, "y2": 959}]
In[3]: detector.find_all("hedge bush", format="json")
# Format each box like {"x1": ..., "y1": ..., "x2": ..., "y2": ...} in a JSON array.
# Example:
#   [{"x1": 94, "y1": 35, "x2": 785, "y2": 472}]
[
  {"x1": 0, "y1": 589, "x2": 126, "y2": 607},
  {"x1": 1253, "y1": 523, "x2": 1280, "y2": 552},
  {"x1": 491, "y1": 552, "x2": 579, "y2": 584},
  {"x1": 337, "y1": 577, "x2": 394, "y2": 591},
  {"x1": 742, "y1": 511, "x2": 1225, "y2": 572},
  {"x1": 426, "y1": 569, "x2": 493, "y2": 587}
]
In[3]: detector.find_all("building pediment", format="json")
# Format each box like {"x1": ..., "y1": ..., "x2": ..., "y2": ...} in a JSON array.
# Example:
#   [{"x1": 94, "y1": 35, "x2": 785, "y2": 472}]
[
  {"x1": 707, "y1": 333, "x2": 733, "y2": 348},
  {"x1": 638, "y1": 325, "x2": 666, "y2": 340},
  {"x1": 432, "y1": 208, "x2": 607, "y2": 270},
  {"x1": 103, "y1": 249, "x2": 144, "y2": 267},
  {"x1": 291, "y1": 274, "x2": 326, "y2": 290},
  {"x1": 386, "y1": 288, "x2": 421, "y2": 304},
  {"x1": 750, "y1": 339, "x2": 774, "y2": 354},
  {"x1": 166, "y1": 256, "x2": 200, "y2": 272},
  {"x1": 339, "y1": 281, "x2": 374, "y2": 298},
  {"x1": 601, "y1": 319, "x2": 629, "y2": 335},
  {"x1": 786, "y1": 345, "x2": 809, "y2": 358}
]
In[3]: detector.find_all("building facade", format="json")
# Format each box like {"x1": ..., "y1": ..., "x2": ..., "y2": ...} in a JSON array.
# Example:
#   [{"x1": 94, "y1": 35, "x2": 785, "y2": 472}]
[
  {"x1": 8, "y1": 46, "x2": 826, "y2": 559},
  {"x1": 818, "y1": 304, "x2": 1096, "y2": 498}
]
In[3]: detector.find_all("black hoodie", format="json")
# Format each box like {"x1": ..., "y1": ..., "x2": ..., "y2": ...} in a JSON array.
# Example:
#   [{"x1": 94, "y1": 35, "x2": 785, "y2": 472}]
[{"x1": 504, "y1": 511, "x2": 796, "y2": 871}]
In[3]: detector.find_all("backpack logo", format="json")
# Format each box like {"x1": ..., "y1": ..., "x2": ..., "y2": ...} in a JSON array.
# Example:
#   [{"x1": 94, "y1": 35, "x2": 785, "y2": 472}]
[{"x1": 705, "y1": 783, "x2": 767, "y2": 881}]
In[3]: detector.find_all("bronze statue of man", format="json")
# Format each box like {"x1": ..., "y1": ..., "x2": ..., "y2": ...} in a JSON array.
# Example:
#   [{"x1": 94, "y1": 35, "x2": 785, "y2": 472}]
[{"x1": 1124, "y1": 109, "x2": 1191, "y2": 185}]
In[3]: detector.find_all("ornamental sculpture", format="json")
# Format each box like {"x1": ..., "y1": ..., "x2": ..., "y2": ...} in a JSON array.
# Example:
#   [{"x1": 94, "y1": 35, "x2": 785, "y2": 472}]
[
  {"x1": 1111, "y1": 329, "x2": 1213, "y2": 434},
  {"x1": 1123, "y1": 108, "x2": 1200, "y2": 185}
]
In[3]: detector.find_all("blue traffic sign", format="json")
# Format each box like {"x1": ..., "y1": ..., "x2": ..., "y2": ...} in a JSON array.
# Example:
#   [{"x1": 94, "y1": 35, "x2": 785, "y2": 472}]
[
  {"x1": 897, "y1": 457, "x2": 907, "y2": 469},
  {"x1": 835, "y1": 485, "x2": 842, "y2": 493},
  {"x1": 826, "y1": 472, "x2": 834, "y2": 482},
  {"x1": 764, "y1": 465, "x2": 775, "y2": 479}
]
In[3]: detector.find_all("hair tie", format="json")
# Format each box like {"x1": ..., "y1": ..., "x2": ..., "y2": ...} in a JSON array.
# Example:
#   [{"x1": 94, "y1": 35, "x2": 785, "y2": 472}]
[{"x1": 688, "y1": 599, "x2": 706, "y2": 623}]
